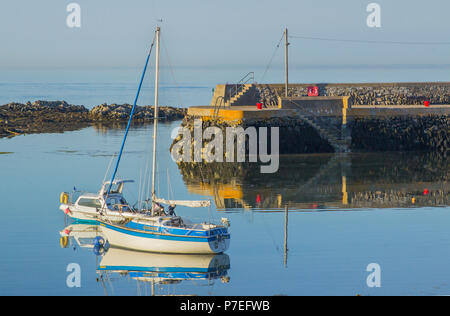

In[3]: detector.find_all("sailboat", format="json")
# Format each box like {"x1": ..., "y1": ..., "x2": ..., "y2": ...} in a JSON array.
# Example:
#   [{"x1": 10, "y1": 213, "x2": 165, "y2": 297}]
[
  {"x1": 59, "y1": 222, "x2": 230, "y2": 295},
  {"x1": 90, "y1": 26, "x2": 230, "y2": 254}
]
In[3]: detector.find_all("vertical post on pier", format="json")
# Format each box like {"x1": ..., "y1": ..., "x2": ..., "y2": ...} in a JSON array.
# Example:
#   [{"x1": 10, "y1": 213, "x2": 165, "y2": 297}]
[
  {"x1": 284, "y1": 204, "x2": 288, "y2": 267},
  {"x1": 284, "y1": 28, "x2": 289, "y2": 98}
]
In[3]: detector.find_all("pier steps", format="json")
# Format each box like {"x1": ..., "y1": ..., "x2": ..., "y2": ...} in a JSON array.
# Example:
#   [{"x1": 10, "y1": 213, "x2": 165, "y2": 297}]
[
  {"x1": 226, "y1": 84, "x2": 255, "y2": 106},
  {"x1": 293, "y1": 111, "x2": 350, "y2": 152}
]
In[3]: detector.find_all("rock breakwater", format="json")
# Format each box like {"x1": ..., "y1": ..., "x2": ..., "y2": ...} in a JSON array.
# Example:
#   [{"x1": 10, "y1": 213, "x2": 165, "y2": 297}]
[
  {"x1": 350, "y1": 115, "x2": 449, "y2": 154},
  {"x1": 256, "y1": 82, "x2": 450, "y2": 106},
  {"x1": 0, "y1": 100, "x2": 186, "y2": 138}
]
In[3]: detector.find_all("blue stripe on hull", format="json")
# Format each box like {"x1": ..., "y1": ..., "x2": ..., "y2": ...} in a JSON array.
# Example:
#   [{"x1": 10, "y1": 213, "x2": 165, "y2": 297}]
[
  {"x1": 129, "y1": 271, "x2": 227, "y2": 280},
  {"x1": 125, "y1": 221, "x2": 229, "y2": 238},
  {"x1": 97, "y1": 265, "x2": 230, "y2": 273},
  {"x1": 100, "y1": 222, "x2": 230, "y2": 243},
  {"x1": 72, "y1": 218, "x2": 99, "y2": 225}
]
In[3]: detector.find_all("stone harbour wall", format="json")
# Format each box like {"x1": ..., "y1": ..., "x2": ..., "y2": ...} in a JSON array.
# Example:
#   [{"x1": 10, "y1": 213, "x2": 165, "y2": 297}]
[
  {"x1": 170, "y1": 116, "x2": 335, "y2": 161},
  {"x1": 350, "y1": 115, "x2": 449, "y2": 154},
  {"x1": 178, "y1": 110, "x2": 449, "y2": 155},
  {"x1": 256, "y1": 82, "x2": 450, "y2": 106}
]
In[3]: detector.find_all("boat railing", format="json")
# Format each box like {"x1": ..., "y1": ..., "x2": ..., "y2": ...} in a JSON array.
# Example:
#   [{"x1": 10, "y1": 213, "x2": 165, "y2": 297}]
[
  {"x1": 69, "y1": 190, "x2": 87, "y2": 204},
  {"x1": 183, "y1": 218, "x2": 226, "y2": 229}
]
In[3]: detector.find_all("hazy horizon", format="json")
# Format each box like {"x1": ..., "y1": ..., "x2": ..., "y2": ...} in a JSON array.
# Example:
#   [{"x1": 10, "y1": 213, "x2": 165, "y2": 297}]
[{"x1": 1, "y1": 0, "x2": 450, "y2": 69}]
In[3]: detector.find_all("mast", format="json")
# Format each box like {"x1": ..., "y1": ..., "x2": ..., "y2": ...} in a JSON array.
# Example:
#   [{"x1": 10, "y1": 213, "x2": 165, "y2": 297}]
[
  {"x1": 284, "y1": 27, "x2": 289, "y2": 98},
  {"x1": 284, "y1": 204, "x2": 288, "y2": 267},
  {"x1": 151, "y1": 26, "x2": 160, "y2": 205},
  {"x1": 105, "y1": 33, "x2": 155, "y2": 196}
]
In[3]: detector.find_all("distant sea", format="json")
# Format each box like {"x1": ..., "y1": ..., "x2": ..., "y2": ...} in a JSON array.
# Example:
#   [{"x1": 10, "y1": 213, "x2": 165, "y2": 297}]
[{"x1": 1, "y1": 64, "x2": 450, "y2": 108}]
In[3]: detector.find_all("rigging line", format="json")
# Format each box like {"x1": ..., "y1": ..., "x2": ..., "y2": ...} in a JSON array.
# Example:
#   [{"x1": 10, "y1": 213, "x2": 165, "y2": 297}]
[
  {"x1": 146, "y1": 158, "x2": 152, "y2": 203},
  {"x1": 167, "y1": 168, "x2": 170, "y2": 200},
  {"x1": 260, "y1": 212, "x2": 282, "y2": 255},
  {"x1": 106, "y1": 31, "x2": 157, "y2": 196},
  {"x1": 141, "y1": 101, "x2": 154, "y2": 203},
  {"x1": 141, "y1": 153, "x2": 149, "y2": 205},
  {"x1": 138, "y1": 168, "x2": 142, "y2": 210},
  {"x1": 144, "y1": 114, "x2": 156, "y2": 203},
  {"x1": 156, "y1": 157, "x2": 160, "y2": 197},
  {"x1": 289, "y1": 34, "x2": 450, "y2": 45},
  {"x1": 102, "y1": 153, "x2": 116, "y2": 185},
  {"x1": 260, "y1": 31, "x2": 286, "y2": 83},
  {"x1": 161, "y1": 36, "x2": 183, "y2": 108},
  {"x1": 167, "y1": 168, "x2": 175, "y2": 201},
  {"x1": 146, "y1": 130, "x2": 155, "y2": 203},
  {"x1": 142, "y1": 123, "x2": 154, "y2": 203}
]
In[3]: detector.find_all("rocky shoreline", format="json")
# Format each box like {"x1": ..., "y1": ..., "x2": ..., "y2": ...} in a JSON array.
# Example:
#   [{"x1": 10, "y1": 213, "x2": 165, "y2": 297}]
[{"x1": 0, "y1": 100, "x2": 187, "y2": 138}]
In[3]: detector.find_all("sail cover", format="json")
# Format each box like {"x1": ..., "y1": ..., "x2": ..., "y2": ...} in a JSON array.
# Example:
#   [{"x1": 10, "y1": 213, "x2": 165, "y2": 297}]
[{"x1": 153, "y1": 197, "x2": 211, "y2": 208}]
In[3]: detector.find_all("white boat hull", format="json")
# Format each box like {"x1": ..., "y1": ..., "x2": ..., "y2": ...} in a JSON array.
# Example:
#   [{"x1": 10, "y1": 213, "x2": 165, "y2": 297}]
[
  {"x1": 98, "y1": 247, "x2": 230, "y2": 273},
  {"x1": 99, "y1": 222, "x2": 230, "y2": 254}
]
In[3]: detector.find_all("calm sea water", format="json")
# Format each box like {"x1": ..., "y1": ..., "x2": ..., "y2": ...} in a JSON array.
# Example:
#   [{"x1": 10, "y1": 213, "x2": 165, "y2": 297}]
[
  {"x1": 0, "y1": 123, "x2": 449, "y2": 296},
  {"x1": 0, "y1": 67, "x2": 449, "y2": 296}
]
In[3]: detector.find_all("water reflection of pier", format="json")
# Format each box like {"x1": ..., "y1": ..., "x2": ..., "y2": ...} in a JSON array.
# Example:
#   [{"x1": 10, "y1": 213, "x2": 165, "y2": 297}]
[{"x1": 177, "y1": 152, "x2": 449, "y2": 210}]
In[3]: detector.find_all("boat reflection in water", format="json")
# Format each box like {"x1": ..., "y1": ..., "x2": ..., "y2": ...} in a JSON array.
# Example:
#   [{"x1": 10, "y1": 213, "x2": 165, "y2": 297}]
[
  {"x1": 59, "y1": 222, "x2": 230, "y2": 295},
  {"x1": 59, "y1": 222, "x2": 103, "y2": 250},
  {"x1": 176, "y1": 152, "x2": 449, "y2": 211},
  {"x1": 96, "y1": 247, "x2": 230, "y2": 296}
]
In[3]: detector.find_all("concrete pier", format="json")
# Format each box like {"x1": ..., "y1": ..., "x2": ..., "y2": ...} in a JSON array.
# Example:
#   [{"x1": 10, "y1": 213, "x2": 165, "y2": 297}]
[{"x1": 185, "y1": 82, "x2": 450, "y2": 153}]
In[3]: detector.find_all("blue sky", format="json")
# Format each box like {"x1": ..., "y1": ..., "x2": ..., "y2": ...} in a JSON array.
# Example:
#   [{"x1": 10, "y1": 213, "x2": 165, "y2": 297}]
[{"x1": 1, "y1": 0, "x2": 450, "y2": 69}]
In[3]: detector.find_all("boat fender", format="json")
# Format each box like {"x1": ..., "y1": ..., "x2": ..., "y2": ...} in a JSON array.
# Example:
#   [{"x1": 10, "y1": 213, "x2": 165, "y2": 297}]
[
  {"x1": 64, "y1": 208, "x2": 71, "y2": 215},
  {"x1": 93, "y1": 244, "x2": 104, "y2": 256},
  {"x1": 93, "y1": 236, "x2": 105, "y2": 247},
  {"x1": 93, "y1": 236, "x2": 109, "y2": 255},
  {"x1": 60, "y1": 236, "x2": 69, "y2": 248},
  {"x1": 60, "y1": 192, "x2": 69, "y2": 204}
]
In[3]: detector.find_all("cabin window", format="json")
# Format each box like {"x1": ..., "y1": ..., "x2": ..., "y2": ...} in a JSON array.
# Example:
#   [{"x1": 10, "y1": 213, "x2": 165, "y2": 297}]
[
  {"x1": 106, "y1": 197, "x2": 118, "y2": 206},
  {"x1": 107, "y1": 183, "x2": 122, "y2": 194},
  {"x1": 77, "y1": 198, "x2": 102, "y2": 208}
]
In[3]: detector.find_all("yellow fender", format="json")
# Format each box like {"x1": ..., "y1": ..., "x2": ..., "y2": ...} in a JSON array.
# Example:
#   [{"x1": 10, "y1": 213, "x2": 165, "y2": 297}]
[
  {"x1": 60, "y1": 192, "x2": 69, "y2": 204},
  {"x1": 60, "y1": 236, "x2": 69, "y2": 248}
]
